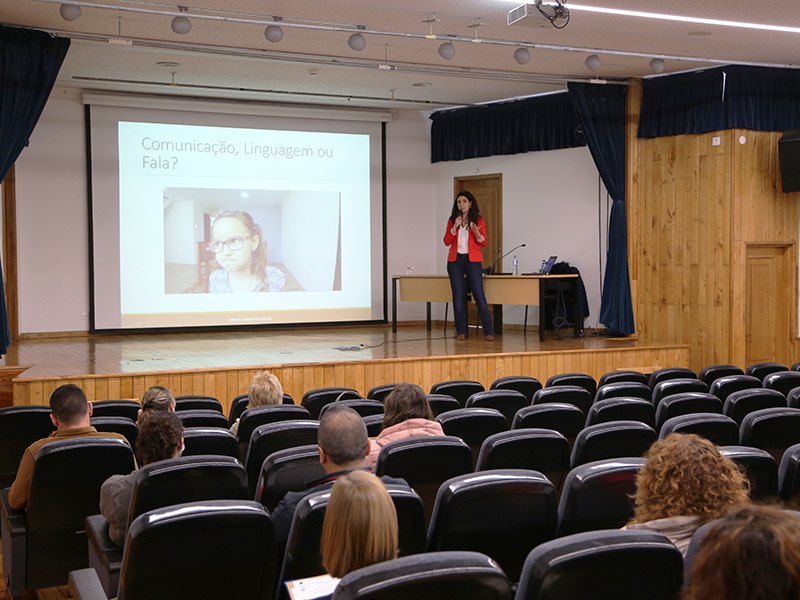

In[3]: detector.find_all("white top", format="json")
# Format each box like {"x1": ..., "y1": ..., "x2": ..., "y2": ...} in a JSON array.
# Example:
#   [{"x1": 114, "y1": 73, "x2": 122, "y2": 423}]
[{"x1": 457, "y1": 224, "x2": 469, "y2": 254}]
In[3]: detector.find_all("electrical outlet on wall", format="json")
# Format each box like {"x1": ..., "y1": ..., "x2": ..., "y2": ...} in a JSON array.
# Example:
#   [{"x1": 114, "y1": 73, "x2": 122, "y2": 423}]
[{"x1": 712, "y1": 137, "x2": 721, "y2": 146}]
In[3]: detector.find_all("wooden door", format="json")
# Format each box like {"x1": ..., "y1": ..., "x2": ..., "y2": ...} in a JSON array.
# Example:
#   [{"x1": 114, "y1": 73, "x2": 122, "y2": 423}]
[
  {"x1": 745, "y1": 244, "x2": 791, "y2": 366},
  {"x1": 454, "y1": 175, "x2": 502, "y2": 330}
]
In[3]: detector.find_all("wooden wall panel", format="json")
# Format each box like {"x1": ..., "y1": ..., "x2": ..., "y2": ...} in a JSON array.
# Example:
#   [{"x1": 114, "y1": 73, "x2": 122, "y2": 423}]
[
  {"x1": 628, "y1": 81, "x2": 800, "y2": 372},
  {"x1": 12, "y1": 344, "x2": 688, "y2": 410}
]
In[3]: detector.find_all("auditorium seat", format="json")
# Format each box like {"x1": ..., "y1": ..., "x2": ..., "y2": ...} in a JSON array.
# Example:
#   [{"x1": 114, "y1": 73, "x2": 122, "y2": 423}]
[
  {"x1": 658, "y1": 413, "x2": 739, "y2": 446},
  {"x1": 709, "y1": 374, "x2": 762, "y2": 402},
  {"x1": 593, "y1": 381, "x2": 651, "y2": 403},
  {"x1": 73, "y1": 500, "x2": 278, "y2": 600},
  {"x1": 429, "y1": 380, "x2": 485, "y2": 407},
  {"x1": 436, "y1": 408, "x2": 508, "y2": 465},
  {"x1": 745, "y1": 361, "x2": 788, "y2": 382},
  {"x1": 719, "y1": 446, "x2": 778, "y2": 501},
  {"x1": 740, "y1": 407, "x2": 800, "y2": 464},
  {"x1": 318, "y1": 399, "x2": 384, "y2": 419},
  {"x1": 585, "y1": 398, "x2": 656, "y2": 429},
  {"x1": 779, "y1": 443, "x2": 800, "y2": 503},
  {"x1": 517, "y1": 529, "x2": 683, "y2": 600},
  {"x1": 0, "y1": 405, "x2": 55, "y2": 487},
  {"x1": 228, "y1": 394, "x2": 250, "y2": 426},
  {"x1": 90, "y1": 400, "x2": 141, "y2": 421},
  {"x1": 175, "y1": 396, "x2": 224, "y2": 413},
  {"x1": 362, "y1": 414, "x2": 384, "y2": 437},
  {"x1": 237, "y1": 404, "x2": 312, "y2": 459},
  {"x1": 475, "y1": 429, "x2": 570, "y2": 491},
  {"x1": 763, "y1": 370, "x2": 800, "y2": 397},
  {"x1": 698, "y1": 364, "x2": 744, "y2": 386},
  {"x1": 375, "y1": 436, "x2": 473, "y2": 523},
  {"x1": 570, "y1": 421, "x2": 656, "y2": 469},
  {"x1": 331, "y1": 551, "x2": 512, "y2": 600},
  {"x1": 555, "y1": 458, "x2": 643, "y2": 537},
  {"x1": 648, "y1": 367, "x2": 696, "y2": 389},
  {"x1": 1, "y1": 437, "x2": 135, "y2": 597},
  {"x1": 465, "y1": 389, "x2": 528, "y2": 423},
  {"x1": 512, "y1": 404, "x2": 585, "y2": 449},
  {"x1": 723, "y1": 388, "x2": 786, "y2": 425},
  {"x1": 489, "y1": 375, "x2": 543, "y2": 401},
  {"x1": 176, "y1": 409, "x2": 228, "y2": 429},
  {"x1": 301, "y1": 387, "x2": 361, "y2": 419},
  {"x1": 85, "y1": 455, "x2": 249, "y2": 597},
  {"x1": 545, "y1": 373, "x2": 597, "y2": 397},
  {"x1": 532, "y1": 386, "x2": 593, "y2": 416},
  {"x1": 90, "y1": 416, "x2": 138, "y2": 446},
  {"x1": 426, "y1": 394, "x2": 461, "y2": 417},
  {"x1": 651, "y1": 378, "x2": 709, "y2": 407},
  {"x1": 597, "y1": 370, "x2": 649, "y2": 388},
  {"x1": 366, "y1": 383, "x2": 397, "y2": 402},
  {"x1": 654, "y1": 393, "x2": 723, "y2": 431},
  {"x1": 255, "y1": 445, "x2": 325, "y2": 512},
  {"x1": 244, "y1": 420, "x2": 320, "y2": 497},
  {"x1": 181, "y1": 426, "x2": 239, "y2": 458},
  {"x1": 426, "y1": 470, "x2": 557, "y2": 582},
  {"x1": 788, "y1": 388, "x2": 800, "y2": 409}
]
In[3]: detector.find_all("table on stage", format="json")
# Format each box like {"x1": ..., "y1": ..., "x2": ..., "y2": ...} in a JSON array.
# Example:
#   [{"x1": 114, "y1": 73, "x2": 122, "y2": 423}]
[{"x1": 391, "y1": 274, "x2": 580, "y2": 342}]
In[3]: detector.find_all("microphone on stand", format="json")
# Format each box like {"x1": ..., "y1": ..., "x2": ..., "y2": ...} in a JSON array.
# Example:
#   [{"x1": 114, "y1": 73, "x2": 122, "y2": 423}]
[{"x1": 484, "y1": 243, "x2": 526, "y2": 275}]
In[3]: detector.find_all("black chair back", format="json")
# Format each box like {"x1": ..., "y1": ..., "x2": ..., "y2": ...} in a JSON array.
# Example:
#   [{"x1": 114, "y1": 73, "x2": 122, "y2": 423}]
[
  {"x1": 532, "y1": 386, "x2": 592, "y2": 416},
  {"x1": 698, "y1": 364, "x2": 744, "y2": 386},
  {"x1": 654, "y1": 392, "x2": 722, "y2": 431},
  {"x1": 175, "y1": 397, "x2": 223, "y2": 413},
  {"x1": 597, "y1": 370, "x2": 649, "y2": 387},
  {"x1": 585, "y1": 398, "x2": 655, "y2": 428},
  {"x1": 545, "y1": 373, "x2": 597, "y2": 396},
  {"x1": 723, "y1": 388, "x2": 786, "y2": 425},
  {"x1": 659, "y1": 413, "x2": 739, "y2": 446},
  {"x1": 237, "y1": 404, "x2": 312, "y2": 459},
  {"x1": 367, "y1": 383, "x2": 397, "y2": 402},
  {"x1": 245, "y1": 420, "x2": 320, "y2": 497},
  {"x1": 0, "y1": 405, "x2": 54, "y2": 487},
  {"x1": 363, "y1": 414, "x2": 384, "y2": 437},
  {"x1": 90, "y1": 416, "x2": 138, "y2": 446},
  {"x1": 426, "y1": 469, "x2": 557, "y2": 582},
  {"x1": 229, "y1": 394, "x2": 250, "y2": 426},
  {"x1": 779, "y1": 443, "x2": 800, "y2": 502},
  {"x1": 429, "y1": 380, "x2": 485, "y2": 407},
  {"x1": 476, "y1": 429, "x2": 570, "y2": 491},
  {"x1": 182, "y1": 427, "x2": 239, "y2": 458},
  {"x1": 489, "y1": 376, "x2": 542, "y2": 401},
  {"x1": 319, "y1": 399, "x2": 384, "y2": 419},
  {"x1": 745, "y1": 362, "x2": 788, "y2": 382},
  {"x1": 594, "y1": 382, "x2": 651, "y2": 403},
  {"x1": 466, "y1": 389, "x2": 528, "y2": 424},
  {"x1": 255, "y1": 445, "x2": 325, "y2": 511},
  {"x1": 91, "y1": 400, "x2": 141, "y2": 421},
  {"x1": 719, "y1": 446, "x2": 778, "y2": 500},
  {"x1": 570, "y1": 421, "x2": 656, "y2": 468},
  {"x1": 301, "y1": 387, "x2": 361, "y2": 419},
  {"x1": 512, "y1": 403, "x2": 584, "y2": 449},
  {"x1": 176, "y1": 409, "x2": 228, "y2": 428},
  {"x1": 709, "y1": 374, "x2": 762, "y2": 401},
  {"x1": 436, "y1": 408, "x2": 508, "y2": 465},
  {"x1": 648, "y1": 367, "x2": 697, "y2": 389},
  {"x1": 426, "y1": 394, "x2": 461, "y2": 417},
  {"x1": 763, "y1": 371, "x2": 800, "y2": 397},
  {"x1": 118, "y1": 500, "x2": 277, "y2": 600},
  {"x1": 740, "y1": 407, "x2": 800, "y2": 464},
  {"x1": 651, "y1": 378, "x2": 709, "y2": 407}
]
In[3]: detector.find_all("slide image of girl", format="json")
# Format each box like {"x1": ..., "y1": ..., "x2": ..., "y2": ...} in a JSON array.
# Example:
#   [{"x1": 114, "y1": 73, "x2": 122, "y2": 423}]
[{"x1": 209, "y1": 210, "x2": 285, "y2": 293}]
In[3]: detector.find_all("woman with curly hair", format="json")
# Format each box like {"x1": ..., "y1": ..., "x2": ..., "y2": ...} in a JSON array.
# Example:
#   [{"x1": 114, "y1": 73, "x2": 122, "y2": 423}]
[
  {"x1": 626, "y1": 433, "x2": 750, "y2": 556},
  {"x1": 685, "y1": 505, "x2": 800, "y2": 600}
]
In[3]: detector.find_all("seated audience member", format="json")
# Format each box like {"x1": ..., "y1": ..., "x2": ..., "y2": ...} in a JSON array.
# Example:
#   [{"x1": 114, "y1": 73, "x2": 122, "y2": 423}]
[
  {"x1": 315, "y1": 470, "x2": 398, "y2": 597},
  {"x1": 271, "y1": 405, "x2": 408, "y2": 557},
  {"x1": 99, "y1": 411, "x2": 184, "y2": 547},
  {"x1": 626, "y1": 433, "x2": 750, "y2": 556},
  {"x1": 685, "y1": 505, "x2": 800, "y2": 600},
  {"x1": 136, "y1": 385, "x2": 176, "y2": 423},
  {"x1": 367, "y1": 383, "x2": 444, "y2": 470},
  {"x1": 229, "y1": 370, "x2": 283, "y2": 437},
  {"x1": 8, "y1": 384, "x2": 130, "y2": 509}
]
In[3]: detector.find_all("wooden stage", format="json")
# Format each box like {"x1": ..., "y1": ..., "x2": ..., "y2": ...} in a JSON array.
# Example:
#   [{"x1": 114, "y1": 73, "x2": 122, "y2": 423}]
[{"x1": 0, "y1": 324, "x2": 689, "y2": 410}]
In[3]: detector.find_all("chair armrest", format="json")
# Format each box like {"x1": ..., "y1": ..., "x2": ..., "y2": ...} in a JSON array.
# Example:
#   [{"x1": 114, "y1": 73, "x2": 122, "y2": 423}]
[
  {"x1": 69, "y1": 568, "x2": 109, "y2": 600},
  {"x1": 0, "y1": 487, "x2": 26, "y2": 536},
  {"x1": 86, "y1": 514, "x2": 123, "y2": 598},
  {"x1": 1, "y1": 486, "x2": 27, "y2": 598}
]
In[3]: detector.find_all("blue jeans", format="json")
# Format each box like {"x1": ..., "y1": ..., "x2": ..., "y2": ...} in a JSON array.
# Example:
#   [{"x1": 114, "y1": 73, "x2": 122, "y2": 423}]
[{"x1": 447, "y1": 254, "x2": 494, "y2": 337}]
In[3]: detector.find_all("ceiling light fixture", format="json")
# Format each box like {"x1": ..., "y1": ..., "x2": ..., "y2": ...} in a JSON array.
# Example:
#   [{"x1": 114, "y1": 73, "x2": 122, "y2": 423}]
[
  {"x1": 649, "y1": 58, "x2": 665, "y2": 74},
  {"x1": 59, "y1": 3, "x2": 81, "y2": 21},
  {"x1": 264, "y1": 24, "x2": 283, "y2": 43},
  {"x1": 438, "y1": 41, "x2": 456, "y2": 60},
  {"x1": 585, "y1": 54, "x2": 601, "y2": 72},
  {"x1": 156, "y1": 61, "x2": 180, "y2": 67},
  {"x1": 348, "y1": 32, "x2": 366, "y2": 51},
  {"x1": 171, "y1": 15, "x2": 191, "y2": 34},
  {"x1": 513, "y1": 47, "x2": 530, "y2": 64}
]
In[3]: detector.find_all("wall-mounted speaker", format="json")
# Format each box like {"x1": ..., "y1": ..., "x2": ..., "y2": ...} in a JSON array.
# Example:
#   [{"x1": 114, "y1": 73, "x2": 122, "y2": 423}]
[{"x1": 778, "y1": 130, "x2": 800, "y2": 193}]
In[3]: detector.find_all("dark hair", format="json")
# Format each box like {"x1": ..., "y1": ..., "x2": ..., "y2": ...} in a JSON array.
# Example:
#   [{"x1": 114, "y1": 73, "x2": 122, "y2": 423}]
[
  {"x1": 50, "y1": 384, "x2": 89, "y2": 425},
  {"x1": 684, "y1": 505, "x2": 800, "y2": 600},
  {"x1": 135, "y1": 411, "x2": 183, "y2": 466},
  {"x1": 211, "y1": 210, "x2": 267, "y2": 284},
  {"x1": 383, "y1": 383, "x2": 433, "y2": 429},
  {"x1": 318, "y1": 405, "x2": 368, "y2": 467},
  {"x1": 450, "y1": 190, "x2": 480, "y2": 226}
]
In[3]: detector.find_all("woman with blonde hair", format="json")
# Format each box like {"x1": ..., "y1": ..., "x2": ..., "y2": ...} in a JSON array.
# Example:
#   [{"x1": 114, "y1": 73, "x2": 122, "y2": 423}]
[
  {"x1": 627, "y1": 433, "x2": 750, "y2": 556},
  {"x1": 685, "y1": 505, "x2": 800, "y2": 600},
  {"x1": 136, "y1": 385, "x2": 175, "y2": 423},
  {"x1": 229, "y1": 370, "x2": 283, "y2": 436},
  {"x1": 321, "y1": 470, "x2": 398, "y2": 580}
]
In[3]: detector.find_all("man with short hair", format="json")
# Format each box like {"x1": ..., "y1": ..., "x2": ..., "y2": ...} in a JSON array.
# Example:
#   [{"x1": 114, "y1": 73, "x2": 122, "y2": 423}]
[
  {"x1": 8, "y1": 383, "x2": 130, "y2": 509},
  {"x1": 271, "y1": 404, "x2": 408, "y2": 556}
]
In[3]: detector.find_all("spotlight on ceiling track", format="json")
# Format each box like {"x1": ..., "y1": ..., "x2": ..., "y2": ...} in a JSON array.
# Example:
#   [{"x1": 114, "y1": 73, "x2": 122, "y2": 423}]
[
  {"x1": 171, "y1": 15, "x2": 191, "y2": 34},
  {"x1": 513, "y1": 47, "x2": 530, "y2": 65},
  {"x1": 649, "y1": 57, "x2": 666, "y2": 74},
  {"x1": 264, "y1": 24, "x2": 283, "y2": 43},
  {"x1": 348, "y1": 33, "x2": 366, "y2": 51},
  {"x1": 59, "y1": 3, "x2": 81, "y2": 21},
  {"x1": 584, "y1": 54, "x2": 602, "y2": 71},
  {"x1": 438, "y1": 41, "x2": 456, "y2": 60}
]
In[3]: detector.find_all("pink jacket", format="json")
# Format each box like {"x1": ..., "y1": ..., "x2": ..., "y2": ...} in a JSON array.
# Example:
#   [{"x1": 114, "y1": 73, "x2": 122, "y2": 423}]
[{"x1": 367, "y1": 418, "x2": 445, "y2": 470}]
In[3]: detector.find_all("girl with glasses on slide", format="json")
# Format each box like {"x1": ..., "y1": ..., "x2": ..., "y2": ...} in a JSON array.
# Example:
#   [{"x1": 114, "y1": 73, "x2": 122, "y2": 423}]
[{"x1": 208, "y1": 209, "x2": 285, "y2": 293}]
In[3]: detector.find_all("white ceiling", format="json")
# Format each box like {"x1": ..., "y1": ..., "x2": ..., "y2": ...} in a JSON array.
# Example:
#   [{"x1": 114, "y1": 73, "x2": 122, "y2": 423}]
[{"x1": 3, "y1": 0, "x2": 800, "y2": 110}]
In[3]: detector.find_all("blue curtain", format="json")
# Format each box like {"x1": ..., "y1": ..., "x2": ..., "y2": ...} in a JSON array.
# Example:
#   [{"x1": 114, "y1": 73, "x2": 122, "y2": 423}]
[
  {"x1": 568, "y1": 82, "x2": 635, "y2": 335},
  {"x1": 430, "y1": 92, "x2": 585, "y2": 163},
  {"x1": 639, "y1": 65, "x2": 800, "y2": 138},
  {"x1": 0, "y1": 26, "x2": 70, "y2": 355}
]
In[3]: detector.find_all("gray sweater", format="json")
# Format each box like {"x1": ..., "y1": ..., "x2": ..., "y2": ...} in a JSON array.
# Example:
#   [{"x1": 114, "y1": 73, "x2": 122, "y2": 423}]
[{"x1": 99, "y1": 471, "x2": 138, "y2": 547}]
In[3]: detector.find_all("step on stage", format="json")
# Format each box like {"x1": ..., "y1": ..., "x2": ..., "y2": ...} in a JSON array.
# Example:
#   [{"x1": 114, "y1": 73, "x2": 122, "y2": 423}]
[{"x1": 1, "y1": 325, "x2": 688, "y2": 410}]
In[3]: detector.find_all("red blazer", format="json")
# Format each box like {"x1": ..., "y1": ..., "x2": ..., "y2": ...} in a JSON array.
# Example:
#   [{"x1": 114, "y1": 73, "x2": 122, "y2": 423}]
[{"x1": 443, "y1": 215, "x2": 487, "y2": 262}]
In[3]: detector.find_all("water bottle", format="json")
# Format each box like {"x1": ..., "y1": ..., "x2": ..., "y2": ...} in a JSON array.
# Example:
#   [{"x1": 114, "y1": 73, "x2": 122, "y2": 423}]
[
  {"x1": 512, "y1": 255, "x2": 519, "y2": 276},
  {"x1": 541, "y1": 259, "x2": 547, "y2": 273}
]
